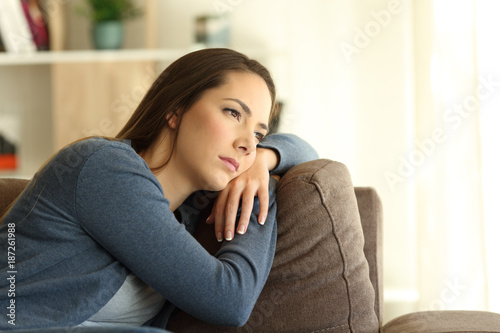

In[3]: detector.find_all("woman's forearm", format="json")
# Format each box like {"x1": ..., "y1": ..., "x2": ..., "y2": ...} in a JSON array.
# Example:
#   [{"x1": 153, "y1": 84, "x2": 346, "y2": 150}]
[{"x1": 258, "y1": 133, "x2": 319, "y2": 175}]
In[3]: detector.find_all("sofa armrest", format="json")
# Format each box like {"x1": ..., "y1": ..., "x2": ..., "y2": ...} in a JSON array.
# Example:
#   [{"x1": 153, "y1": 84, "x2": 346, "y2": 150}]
[
  {"x1": 355, "y1": 187, "x2": 384, "y2": 322},
  {"x1": 382, "y1": 310, "x2": 500, "y2": 332},
  {"x1": 0, "y1": 178, "x2": 30, "y2": 221}
]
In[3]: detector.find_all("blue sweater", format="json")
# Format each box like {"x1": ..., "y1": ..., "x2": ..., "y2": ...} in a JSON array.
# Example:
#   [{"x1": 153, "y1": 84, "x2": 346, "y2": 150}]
[{"x1": 0, "y1": 134, "x2": 318, "y2": 330}]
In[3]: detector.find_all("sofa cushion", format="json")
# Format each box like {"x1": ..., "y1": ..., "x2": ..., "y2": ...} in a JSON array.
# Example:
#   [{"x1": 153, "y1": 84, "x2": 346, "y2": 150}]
[
  {"x1": 0, "y1": 178, "x2": 30, "y2": 222},
  {"x1": 166, "y1": 159, "x2": 379, "y2": 332},
  {"x1": 382, "y1": 310, "x2": 500, "y2": 332}
]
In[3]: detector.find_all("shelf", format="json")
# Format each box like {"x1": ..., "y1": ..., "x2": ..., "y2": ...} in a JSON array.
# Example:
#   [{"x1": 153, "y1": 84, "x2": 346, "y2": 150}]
[
  {"x1": 0, "y1": 48, "x2": 191, "y2": 66},
  {"x1": 0, "y1": 47, "x2": 283, "y2": 66}
]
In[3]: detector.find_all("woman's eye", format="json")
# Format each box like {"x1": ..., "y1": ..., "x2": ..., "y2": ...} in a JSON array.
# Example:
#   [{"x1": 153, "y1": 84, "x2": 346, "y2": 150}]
[
  {"x1": 225, "y1": 108, "x2": 241, "y2": 121},
  {"x1": 254, "y1": 132, "x2": 265, "y2": 142}
]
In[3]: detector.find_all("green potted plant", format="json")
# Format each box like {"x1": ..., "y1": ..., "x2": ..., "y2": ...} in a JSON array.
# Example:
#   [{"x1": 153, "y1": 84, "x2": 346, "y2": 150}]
[{"x1": 77, "y1": 0, "x2": 142, "y2": 50}]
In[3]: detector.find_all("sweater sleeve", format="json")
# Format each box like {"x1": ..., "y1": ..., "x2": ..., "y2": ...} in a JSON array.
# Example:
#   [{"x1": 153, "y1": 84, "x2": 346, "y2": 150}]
[
  {"x1": 75, "y1": 145, "x2": 277, "y2": 327},
  {"x1": 257, "y1": 133, "x2": 319, "y2": 175}
]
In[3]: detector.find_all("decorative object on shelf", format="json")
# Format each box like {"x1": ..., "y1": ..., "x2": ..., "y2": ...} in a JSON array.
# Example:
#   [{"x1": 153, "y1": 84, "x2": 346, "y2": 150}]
[
  {"x1": 0, "y1": 108, "x2": 21, "y2": 171},
  {"x1": 195, "y1": 15, "x2": 230, "y2": 47},
  {"x1": 21, "y1": 0, "x2": 49, "y2": 51},
  {"x1": 76, "y1": 0, "x2": 142, "y2": 50}
]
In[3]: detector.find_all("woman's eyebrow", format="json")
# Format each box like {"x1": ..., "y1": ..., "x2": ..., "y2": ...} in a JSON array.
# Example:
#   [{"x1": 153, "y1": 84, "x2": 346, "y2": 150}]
[{"x1": 224, "y1": 98, "x2": 269, "y2": 131}]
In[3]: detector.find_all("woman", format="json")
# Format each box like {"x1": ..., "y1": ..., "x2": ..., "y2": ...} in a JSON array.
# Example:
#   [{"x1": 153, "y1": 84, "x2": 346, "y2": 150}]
[{"x1": 0, "y1": 48, "x2": 317, "y2": 331}]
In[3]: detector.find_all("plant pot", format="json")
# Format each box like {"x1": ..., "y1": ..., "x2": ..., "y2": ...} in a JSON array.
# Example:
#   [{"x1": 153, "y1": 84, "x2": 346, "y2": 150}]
[{"x1": 92, "y1": 21, "x2": 124, "y2": 50}]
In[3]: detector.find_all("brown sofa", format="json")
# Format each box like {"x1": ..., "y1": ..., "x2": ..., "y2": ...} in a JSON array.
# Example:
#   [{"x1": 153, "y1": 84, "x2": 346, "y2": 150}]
[{"x1": 2, "y1": 159, "x2": 500, "y2": 332}]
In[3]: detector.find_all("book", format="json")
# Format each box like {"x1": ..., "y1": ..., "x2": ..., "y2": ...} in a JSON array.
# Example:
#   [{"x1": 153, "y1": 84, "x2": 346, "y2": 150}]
[
  {"x1": 21, "y1": 0, "x2": 49, "y2": 50},
  {"x1": 0, "y1": 0, "x2": 37, "y2": 53}
]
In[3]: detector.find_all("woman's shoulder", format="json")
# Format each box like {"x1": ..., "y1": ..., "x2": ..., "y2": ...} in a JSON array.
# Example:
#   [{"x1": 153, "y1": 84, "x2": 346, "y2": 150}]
[
  {"x1": 42, "y1": 137, "x2": 146, "y2": 184},
  {"x1": 65, "y1": 137, "x2": 134, "y2": 154},
  {"x1": 57, "y1": 137, "x2": 138, "y2": 164}
]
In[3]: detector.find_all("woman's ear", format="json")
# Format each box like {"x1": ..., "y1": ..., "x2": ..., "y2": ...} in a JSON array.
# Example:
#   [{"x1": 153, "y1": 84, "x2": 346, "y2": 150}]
[{"x1": 167, "y1": 113, "x2": 179, "y2": 129}]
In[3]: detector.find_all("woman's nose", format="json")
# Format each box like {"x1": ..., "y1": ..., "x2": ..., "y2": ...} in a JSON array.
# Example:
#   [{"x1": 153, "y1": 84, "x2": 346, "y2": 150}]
[{"x1": 236, "y1": 132, "x2": 257, "y2": 154}]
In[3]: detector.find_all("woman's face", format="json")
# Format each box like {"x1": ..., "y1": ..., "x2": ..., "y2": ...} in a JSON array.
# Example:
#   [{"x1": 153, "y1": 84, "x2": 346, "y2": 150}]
[{"x1": 171, "y1": 71, "x2": 272, "y2": 192}]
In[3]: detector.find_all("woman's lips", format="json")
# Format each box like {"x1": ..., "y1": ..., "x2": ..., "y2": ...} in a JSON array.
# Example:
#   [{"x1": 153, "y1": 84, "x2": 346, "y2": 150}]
[{"x1": 219, "y1": 157, "x2": 240, "y2": 172}]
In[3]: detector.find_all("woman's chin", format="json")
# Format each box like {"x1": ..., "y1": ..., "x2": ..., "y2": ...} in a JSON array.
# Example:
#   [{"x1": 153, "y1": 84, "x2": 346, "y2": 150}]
[{"x1": 203, "y1": 175, "x2": 230, "y2": 192}]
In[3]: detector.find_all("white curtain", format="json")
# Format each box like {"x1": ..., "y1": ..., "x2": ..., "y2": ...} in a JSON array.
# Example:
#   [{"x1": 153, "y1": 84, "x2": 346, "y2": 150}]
[
  {"x1": 474, "y1": 0, "x2": 500, "y2": 313},
  {"x1": 413, "y1": 0, "x2": 500, "y2": 313}
]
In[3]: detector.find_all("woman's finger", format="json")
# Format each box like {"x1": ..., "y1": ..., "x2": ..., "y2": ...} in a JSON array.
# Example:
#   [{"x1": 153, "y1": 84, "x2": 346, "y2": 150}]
[
  {"x1": 256, "y1": 183, "x2": 269, "y2": 225},
  {"x1": 213, "y1": 190, "x2": 228, "y2": 242},
  {"x1": 223, "y1": 180, "x2": 245, "y2": 241},
  {"x1": 236, "y1": 187, "x2": 257, "y2": 235}
]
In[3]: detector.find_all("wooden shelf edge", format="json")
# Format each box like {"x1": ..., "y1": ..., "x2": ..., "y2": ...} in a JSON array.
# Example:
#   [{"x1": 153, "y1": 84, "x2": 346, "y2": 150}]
[
  {"x1": 0, "y1": 48, "x2": 190, "y2": 66},
  {"x1": 0, "y1": 47, "x2": 284, "y2": 66}
]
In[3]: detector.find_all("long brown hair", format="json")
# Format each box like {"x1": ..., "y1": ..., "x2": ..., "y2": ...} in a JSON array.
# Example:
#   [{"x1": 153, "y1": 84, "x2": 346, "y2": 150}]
[{"x1": 115, "y1": 48, "x2": 277, "y2": 171}]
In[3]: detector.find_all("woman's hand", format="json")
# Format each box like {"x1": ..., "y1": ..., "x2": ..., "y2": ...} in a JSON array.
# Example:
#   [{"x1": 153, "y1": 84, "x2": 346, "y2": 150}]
[{"x1": 206, "y1": 148, "x2": 279, "y2": 242}]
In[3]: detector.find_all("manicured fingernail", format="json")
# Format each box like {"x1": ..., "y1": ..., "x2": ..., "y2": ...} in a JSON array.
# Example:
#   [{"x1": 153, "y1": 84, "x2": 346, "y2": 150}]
[
  {"x1": 237, "y1": 224, "x2": 246, "y2": 235},
  {"x1": 225, "y1": 231, "x2": 233, "y2": 241},
  {"x1": 217, "y1": 232, "x2": 223, "y2": 242},
  {"x1": 258, "y1": 219, "x2": 265, "y2": 225}
]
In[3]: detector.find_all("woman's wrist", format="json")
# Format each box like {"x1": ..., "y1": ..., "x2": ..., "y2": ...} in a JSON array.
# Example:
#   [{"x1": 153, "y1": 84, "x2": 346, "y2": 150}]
[{"x1": 256, "y1": 147, "x2": 279, "y2": 172}]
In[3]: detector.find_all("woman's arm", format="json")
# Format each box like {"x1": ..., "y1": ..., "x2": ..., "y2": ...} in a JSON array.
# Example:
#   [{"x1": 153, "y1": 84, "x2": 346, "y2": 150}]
[
  {"x1": 76, "y1": 145, "x2": 277, "y2": 326},
  {"x1": 258, "y1": 133, "x2": 319, "y2": 175}
]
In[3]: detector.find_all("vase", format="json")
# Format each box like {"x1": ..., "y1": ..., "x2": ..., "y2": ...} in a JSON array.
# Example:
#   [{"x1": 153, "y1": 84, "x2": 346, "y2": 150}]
[{"x1": 92, "y1": 21, "x2": 124, "y2": 50}]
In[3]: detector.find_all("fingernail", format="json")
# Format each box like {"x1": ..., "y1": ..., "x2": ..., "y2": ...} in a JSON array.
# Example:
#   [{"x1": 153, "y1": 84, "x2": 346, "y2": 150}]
[
  {"x1": 217, "y1": 232, "x2": 223, "y2": 242},
  {"x1": 225, "y1": 231, "x2": 233, "y2": 241},
  {"x1": 258, "y1": 219, "x2": 265, "y2": 225},
  {"x1": 237, "y1": 224, "x2": 246, "y2": 235}
]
